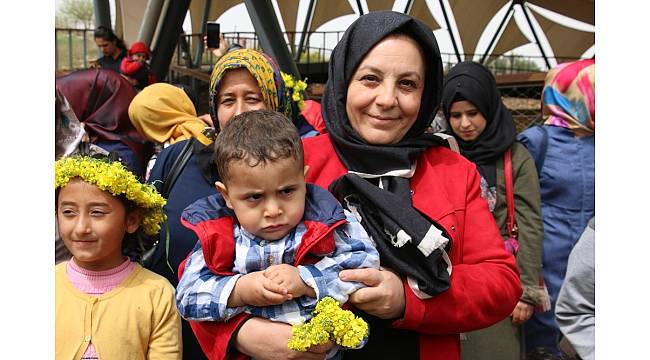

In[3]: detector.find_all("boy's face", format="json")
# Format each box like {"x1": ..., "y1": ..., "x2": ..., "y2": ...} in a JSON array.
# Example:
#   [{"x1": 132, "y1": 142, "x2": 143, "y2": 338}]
[
  {"x1": 132, "y1": 52, "x2": 147, "y2": 62},
  {"x1": 57, "y1": 179, "x2": 140, "y2": 271},
  {"x1": 216, "y1": 157, "x2": 308, "y2": 241}
]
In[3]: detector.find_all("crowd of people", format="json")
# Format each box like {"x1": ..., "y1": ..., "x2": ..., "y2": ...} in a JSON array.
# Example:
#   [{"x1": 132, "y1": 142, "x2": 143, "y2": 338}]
[{"x1": 54, "y1": 11, "x2": 595, "y2": 360}]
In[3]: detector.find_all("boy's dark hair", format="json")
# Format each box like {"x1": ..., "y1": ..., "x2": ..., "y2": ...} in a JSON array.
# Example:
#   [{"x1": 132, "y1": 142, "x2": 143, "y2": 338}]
[
  {"x1": 94, "y1": 25, "x2": 127, "y2": 51},
  {"x1": 214, "y1": 110, "x2": 303, "y2": 182}
]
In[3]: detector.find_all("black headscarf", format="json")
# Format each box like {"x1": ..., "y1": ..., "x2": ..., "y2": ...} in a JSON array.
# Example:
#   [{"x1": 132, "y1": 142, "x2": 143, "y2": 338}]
[
  {"x1": 441, "y1": 61, "x2": 516, "y2": 186},
  {"x1": 322, "y1": 11, "x2": 447, "y2": 173}
]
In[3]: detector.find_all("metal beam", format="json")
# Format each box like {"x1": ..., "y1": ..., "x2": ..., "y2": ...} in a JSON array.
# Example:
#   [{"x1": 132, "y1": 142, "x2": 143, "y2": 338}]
[
  {"x1": 93, "y1": 0, "x2": 111, "y2": 29},
  {"x1": 355, "y1": 0, "x2": 364, "y2": 15},
  {"x1": 150, "y1": 0, "x2": 191, "y2": 82},
  {"x1": 403, "y1": 0, "x2": 414, "y2": 13},
  {"x1": 438, "y1": 0, "x2": 461, "y2": 62},
  {"x1": 150, "y1": 0, "x2": 170, "y2": 51},
  {"x1": 480, "y1": 1, "x2": 516, "y2": 64},
  {"x1": 295, "y1": 0, "x2": 316, "y2": 62},
  {"x1": 244, "y1": 0, "x2": 300, "y2": 77},
  {"x1": 192, "y1": 0, "x2": 213, "y2": 68},
  {"x1": 137, "y1": 0, "x2": 165, "y2": 45},
  {"x1": 517, "y1": 0, "x2": 551, "y2": 69}
]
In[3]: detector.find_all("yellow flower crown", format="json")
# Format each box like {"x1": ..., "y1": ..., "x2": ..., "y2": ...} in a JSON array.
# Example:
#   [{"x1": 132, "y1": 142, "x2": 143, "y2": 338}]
[
  {"x1": 288, "y1": 297, "x2": 369, "y2": 351},
  {"x1": 281, "y1": 71, "x2": 308, "y2": 111},
  {"x1": 55, "y1": 156, "x2": 167, "y2": 236}
]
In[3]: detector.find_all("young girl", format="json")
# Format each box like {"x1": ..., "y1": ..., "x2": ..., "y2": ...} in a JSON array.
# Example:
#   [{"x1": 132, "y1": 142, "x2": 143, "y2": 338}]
[{"x1": 55, "y1": 155, "x2": 182, "y2": 360}]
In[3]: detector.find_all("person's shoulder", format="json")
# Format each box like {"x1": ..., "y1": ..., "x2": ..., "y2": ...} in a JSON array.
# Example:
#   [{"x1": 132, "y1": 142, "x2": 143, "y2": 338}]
[
  {"x1": 302, "y1": 133, "x2": 331, "y2": 149},
  {"x1": 55, "y1": 261, "x2": 68, "y2": 275},
  {"x1": 158, "y1": 139, "x2": 193, "y2": 159},
  {"x1": 132, "y1": 264, "x2": 176, "y2": 293},
  {"x1": 517, "y1": 124, "x2": 546, "y2": 144},
  {"x1": 422, "y1": 145, "x2": 473, "y2": 168},
  {"x1": 511, "y1": 142, "x2": 535, "y2": 161}
]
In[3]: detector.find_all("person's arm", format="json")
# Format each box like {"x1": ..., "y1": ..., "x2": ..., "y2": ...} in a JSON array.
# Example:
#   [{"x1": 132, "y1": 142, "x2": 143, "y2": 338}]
[
  {"x1": 510, "y1": 145, "x2": 545, "y2": 325},
  {"x1": 147, "y1": 280, "x2": 183, "y2": 359},
  {"x1": 120, "y1": 57, "x2": 143, "y2": 76},
  {"x1": 297, "y1": 210, "x2": 380, "y2": 304},
  {"x1": 555, "y1": 218, "x2": 595, "y2": 360},
  {"x1": 176, "y1": 242, "x2": 247, "y2": 321},
  {"x1": 234, "y1": 318, "x2": 335, "y2": 360},
  {"x1": 401, "y1": 164, "x2": 521, "y2": 333}
]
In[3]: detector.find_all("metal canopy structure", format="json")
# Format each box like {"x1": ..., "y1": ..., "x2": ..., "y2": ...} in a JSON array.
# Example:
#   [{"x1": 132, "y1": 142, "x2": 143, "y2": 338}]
[{"x1": 99, "y1": 0, "x2": 594, "y2": 80}]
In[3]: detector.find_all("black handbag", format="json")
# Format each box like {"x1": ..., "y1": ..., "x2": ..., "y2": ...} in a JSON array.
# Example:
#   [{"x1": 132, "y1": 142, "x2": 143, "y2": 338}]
[{"x1": 140, "y1": 137, "x2": 197, "y2": 268}]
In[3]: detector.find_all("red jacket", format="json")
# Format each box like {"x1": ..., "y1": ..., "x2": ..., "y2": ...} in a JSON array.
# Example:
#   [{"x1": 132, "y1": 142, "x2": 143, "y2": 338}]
[
  {"x1": 302, "y1": 134, "x2": 522, "y2": 360},
  {"x1": 179, "y1": 134, "x2": 521, "y2": 360},
  {"x1": 177, "y1": 185, "x2": 347, "y2": 360}
]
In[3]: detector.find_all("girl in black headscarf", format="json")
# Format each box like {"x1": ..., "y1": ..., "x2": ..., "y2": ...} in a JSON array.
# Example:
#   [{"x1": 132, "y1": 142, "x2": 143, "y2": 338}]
[
  {"x1": 441, "y1": 61, "x2": 547, "y2": 360},
  {"x1": 210, "y1": 11, "x2": 522, "y2": 360}
]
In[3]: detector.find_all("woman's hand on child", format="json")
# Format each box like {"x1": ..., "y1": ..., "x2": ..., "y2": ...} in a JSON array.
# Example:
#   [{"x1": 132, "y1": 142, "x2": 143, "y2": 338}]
[
  {"x1": 510, "y1": 300, "x2": 534, "y2": 325},
  {"x1": 264, "y1": 264, "x2": 316, "y2": 299},
  {"x1": 339, "y1": 267, "x2": 406, "y2": 320}
]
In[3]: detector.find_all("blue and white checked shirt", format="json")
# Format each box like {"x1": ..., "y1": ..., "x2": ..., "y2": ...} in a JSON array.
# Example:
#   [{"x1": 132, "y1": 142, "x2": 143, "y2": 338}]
[{"x1": 176, "y1": 210, "x2": 379, "y2": 325}]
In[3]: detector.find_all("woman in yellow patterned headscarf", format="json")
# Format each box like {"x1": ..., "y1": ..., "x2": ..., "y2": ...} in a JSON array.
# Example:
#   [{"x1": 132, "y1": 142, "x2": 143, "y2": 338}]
[
  {"x1": 128, "y1": 83, "x2": 212, "y2": 146},
  {"x1": 208, "y1": 48, "x2": 294, "y2": 130}
]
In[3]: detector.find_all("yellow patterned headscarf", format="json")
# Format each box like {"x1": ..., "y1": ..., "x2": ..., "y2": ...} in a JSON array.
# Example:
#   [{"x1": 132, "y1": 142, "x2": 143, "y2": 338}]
[
  {"x1": 128, "y1": 83, "x2": 211, "y2": 145},
  {"x1": 209, "y1": 48, "x2": 293, "y2": 127}
]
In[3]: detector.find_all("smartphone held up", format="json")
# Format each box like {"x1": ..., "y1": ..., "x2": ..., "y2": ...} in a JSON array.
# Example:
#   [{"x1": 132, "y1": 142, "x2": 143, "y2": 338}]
[{"x1": 206, "y1": 22, "x2": 220, "y2": 48}]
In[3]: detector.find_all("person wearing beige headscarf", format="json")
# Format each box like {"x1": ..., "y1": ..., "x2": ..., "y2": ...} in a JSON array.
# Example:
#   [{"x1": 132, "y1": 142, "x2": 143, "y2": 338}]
[
  {"x1": 129, "y1": 82, "x2": 212, "y2": 147},
  {"x1": 128, "y1": 82, "x2": 213, "y2": 180}
]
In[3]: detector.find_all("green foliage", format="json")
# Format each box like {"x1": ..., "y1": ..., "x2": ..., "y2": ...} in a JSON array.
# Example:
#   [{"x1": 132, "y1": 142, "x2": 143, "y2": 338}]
[
  {"x1": 56, "y1": 29, "x2": 96, "y2": 70},
  {"x1": 298, "y1": 49, "x2": 329, "y2": 63},
  {"x1": 487, "y1": 55, "x2": 541, "y2": 74},
  {"x1": 57, "y1": 0, "x2": 94, "y2": 29}
]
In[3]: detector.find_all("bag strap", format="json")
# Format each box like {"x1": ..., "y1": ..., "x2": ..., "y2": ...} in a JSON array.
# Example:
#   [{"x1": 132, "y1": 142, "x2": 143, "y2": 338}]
[
  {"x1": 161, "y1": 137, "x2": 196, "y2": 198},
  {"x1": 142, "y1": 138, "x2": 197, "y2": 270},
  {"x1": 504, "y1": 148, "x2": 518, "y2": 240}
]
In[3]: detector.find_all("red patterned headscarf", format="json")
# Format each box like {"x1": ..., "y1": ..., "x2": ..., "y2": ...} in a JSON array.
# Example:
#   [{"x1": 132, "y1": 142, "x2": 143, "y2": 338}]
[{"x1": 542, "y1": 59, "x2": 595, "y2": 137}]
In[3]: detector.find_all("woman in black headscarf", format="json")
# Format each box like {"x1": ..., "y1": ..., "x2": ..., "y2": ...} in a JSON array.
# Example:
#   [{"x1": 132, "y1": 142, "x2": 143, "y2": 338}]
[
  {"x1": 203, "y1": 12, "x2": 522, "y2": 360},
  {"x1": 441, "y1": 61, "x2": 546, "y2": 360}
]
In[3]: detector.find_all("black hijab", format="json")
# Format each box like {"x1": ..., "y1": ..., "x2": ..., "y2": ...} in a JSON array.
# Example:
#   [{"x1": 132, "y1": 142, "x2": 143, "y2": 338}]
[
  {"x1": 322, "y1": 11, "x2": 447, "y2": 173},
  {"x1": 441, "y1": 61, "x2": 516, "y2": 186}
]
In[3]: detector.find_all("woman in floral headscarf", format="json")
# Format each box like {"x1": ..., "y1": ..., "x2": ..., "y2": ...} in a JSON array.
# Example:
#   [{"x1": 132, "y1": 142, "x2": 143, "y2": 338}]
[
  {"x1": 517, "y1": 58, "x2": 595, "y2": 356},
  {"x1": 146, "y1": 48, "x2": 315, "y2": 360}
]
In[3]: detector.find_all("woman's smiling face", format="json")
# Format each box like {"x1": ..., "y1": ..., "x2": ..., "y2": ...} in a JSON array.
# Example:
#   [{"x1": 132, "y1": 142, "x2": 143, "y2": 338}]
[{"x1": 345, "y1": 35, "x2": 425, "y2": 145}]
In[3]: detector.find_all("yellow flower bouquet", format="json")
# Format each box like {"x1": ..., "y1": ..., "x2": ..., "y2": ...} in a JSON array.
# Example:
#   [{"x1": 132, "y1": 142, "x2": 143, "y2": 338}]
[{"x1": 288, "y1": 297, "x2": 369, "y2": 352}]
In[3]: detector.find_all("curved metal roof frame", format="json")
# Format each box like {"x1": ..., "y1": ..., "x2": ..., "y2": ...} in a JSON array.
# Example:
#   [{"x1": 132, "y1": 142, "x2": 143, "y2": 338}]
[{"x1": 103, "y1": 0, "x2": 594, "y2": 78}]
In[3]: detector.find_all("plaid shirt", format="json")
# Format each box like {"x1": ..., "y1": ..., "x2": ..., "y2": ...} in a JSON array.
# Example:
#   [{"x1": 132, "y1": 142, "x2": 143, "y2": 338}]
[{"x1": 176, "y1": 210, "x2": 379, "y2": 325}]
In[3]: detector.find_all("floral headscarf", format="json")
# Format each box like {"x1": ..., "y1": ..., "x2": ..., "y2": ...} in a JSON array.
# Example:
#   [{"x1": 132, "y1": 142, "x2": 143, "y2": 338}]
[
  {"x1": 208, "y1": 48, "x2": 292, "y2": 128},
  {"x1": 542, "y1": 58, "x2": 595, "y2": 137},
  {"x1": 128, "y1": 83, "x2": 212, "y2": 146}
]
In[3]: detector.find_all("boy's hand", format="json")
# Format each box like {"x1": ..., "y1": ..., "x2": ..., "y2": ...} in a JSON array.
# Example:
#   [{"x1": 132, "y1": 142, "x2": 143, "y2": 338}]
[
  {"x1": 230, "y1": 271, "x2": 291, "y2": 307},
  {"x1": 264, "y1": 264, "x2": 316, "y2": 299}
]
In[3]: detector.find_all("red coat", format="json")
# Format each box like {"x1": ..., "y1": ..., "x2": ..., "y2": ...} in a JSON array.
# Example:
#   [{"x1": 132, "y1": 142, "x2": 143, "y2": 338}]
[
  {"x1": 178, "y1": 134, "x2": 521, "y2": 360},
  {"x1": 302, "y1": 134, "x2": 522, "y2": 360}
]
